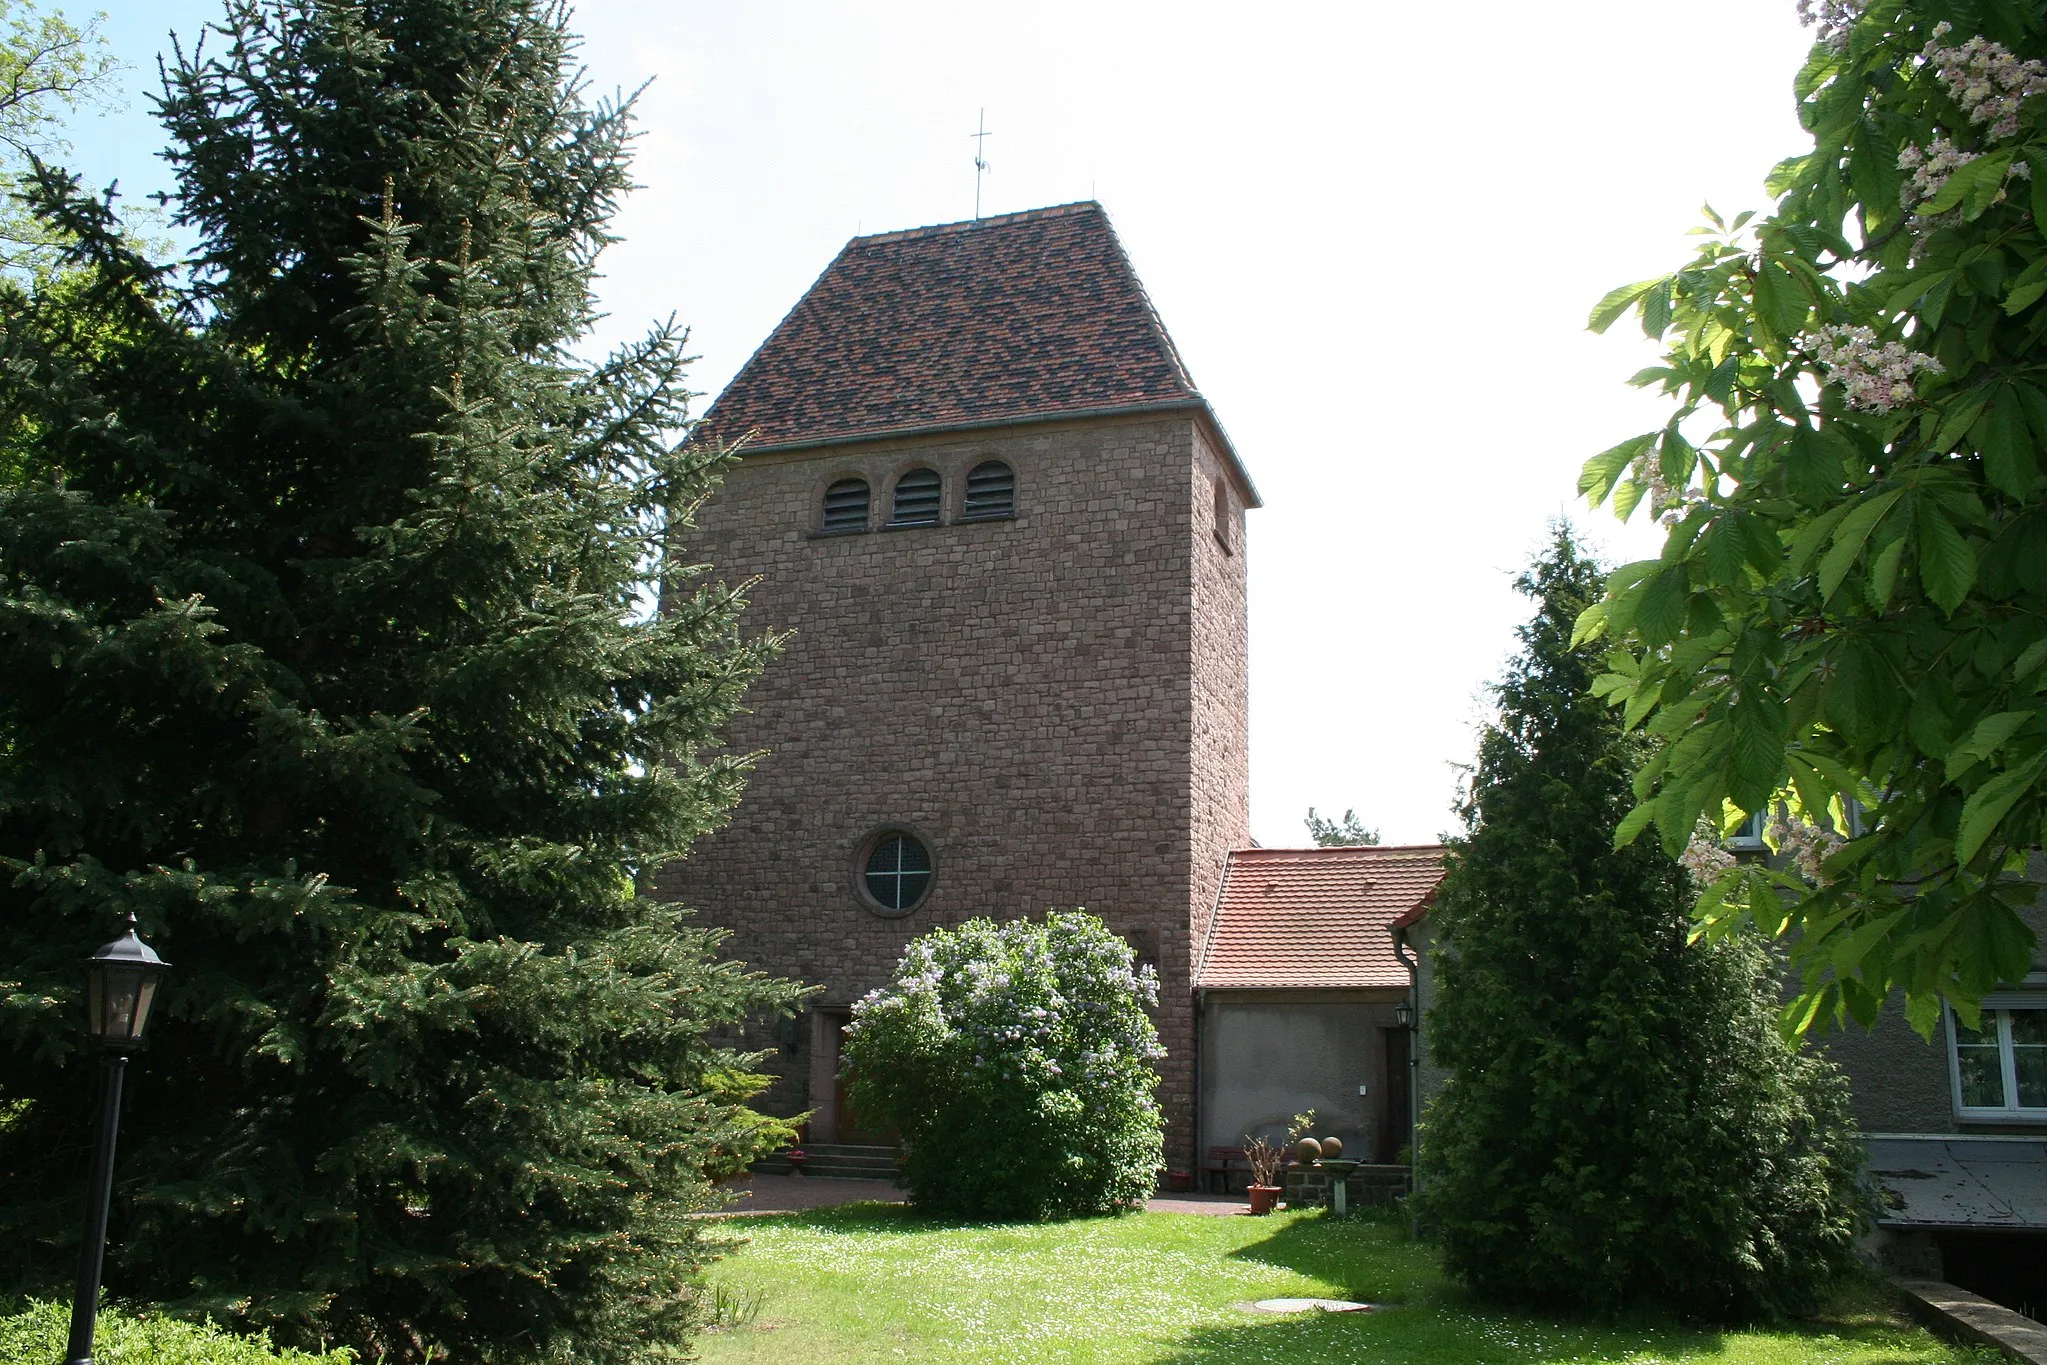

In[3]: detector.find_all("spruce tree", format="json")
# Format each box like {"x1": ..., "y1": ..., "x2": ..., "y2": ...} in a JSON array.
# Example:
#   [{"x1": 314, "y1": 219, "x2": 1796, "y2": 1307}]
[
  {"x1": 1415, "y1": 528, "x2": 1866, "y2": 1320},
  {"x1": 0, "y1": 2, "x2": 801, "y2": 1360}
]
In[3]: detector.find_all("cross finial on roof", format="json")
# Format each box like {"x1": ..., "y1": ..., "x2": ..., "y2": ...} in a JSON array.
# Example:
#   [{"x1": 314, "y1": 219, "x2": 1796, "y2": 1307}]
[{"x1": 971, "y1": 109, "x2": 992, "y2": 220}]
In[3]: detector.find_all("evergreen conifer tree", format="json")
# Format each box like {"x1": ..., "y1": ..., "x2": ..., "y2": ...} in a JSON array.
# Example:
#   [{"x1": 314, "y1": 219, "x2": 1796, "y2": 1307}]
[
  {"x1": 1415, "y1": 528, "x2": 1866, "y2": 1319},
  {"x1": 0, "y1": 2, "x2": 801, "y2": 1359}
]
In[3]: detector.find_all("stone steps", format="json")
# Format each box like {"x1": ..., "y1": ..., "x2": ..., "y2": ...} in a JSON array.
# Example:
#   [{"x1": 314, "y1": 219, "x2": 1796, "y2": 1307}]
[{"x1": 753, "y1": 1141, "x2": 900, "y2": 1181}]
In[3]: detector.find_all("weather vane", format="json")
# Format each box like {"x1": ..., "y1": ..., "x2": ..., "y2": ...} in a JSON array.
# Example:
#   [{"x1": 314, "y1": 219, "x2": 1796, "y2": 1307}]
[{"x1": 971, "y1": 109, "x2": 992, "y2": 220}]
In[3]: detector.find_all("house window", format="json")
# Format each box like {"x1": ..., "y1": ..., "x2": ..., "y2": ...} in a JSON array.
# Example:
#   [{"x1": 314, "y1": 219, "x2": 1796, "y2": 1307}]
[
  {"x1": 820, "y1": 478, "x2": 870, "y2": 533},
  {"x1": 863, "y1": 832, "x2": 933, "y2": 913},
  {"x1": 961, "y1": 460, "x2": 1015, "y2": 520},
  {"x1": 889, "y1": 468, "x2": 942, "y2": 527},
  {"x1": 1726, "y1": 808, "x2": 1768, "y2": 850},
  {"x1": 1950, "y1": 999, "x2": 2047, "y2": 1119},
  {"x1": 1213, "y1": 477, "x2": 1232, "y2": 552}
]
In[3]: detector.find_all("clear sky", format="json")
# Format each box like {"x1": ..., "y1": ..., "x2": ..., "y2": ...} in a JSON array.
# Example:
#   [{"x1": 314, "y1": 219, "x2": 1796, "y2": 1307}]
[{"x1": 72, "y1": 0, "x2": 1818, "y2": 848}]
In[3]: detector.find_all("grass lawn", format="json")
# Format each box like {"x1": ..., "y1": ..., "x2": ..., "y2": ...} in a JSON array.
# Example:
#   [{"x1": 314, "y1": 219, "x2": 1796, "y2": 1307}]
[{"x1": 692, "y1": 1203, "x2": 1996, "y2": 1364}]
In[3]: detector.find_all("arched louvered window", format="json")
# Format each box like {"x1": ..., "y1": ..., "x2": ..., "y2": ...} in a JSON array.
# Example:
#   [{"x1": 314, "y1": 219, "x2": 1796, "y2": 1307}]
[
  {"x1": 961, "y1": 460, "x2": 1015, "y2": 521},
  {"x1": 820, "y1": 478, "x2": 870, "y2": 533},
  {"x1": 1213, "y1": 476, "x2": 1232, "y2": 553},
  {"x1": 889, "y1": 467, "x2": 942, "y2": 527}
]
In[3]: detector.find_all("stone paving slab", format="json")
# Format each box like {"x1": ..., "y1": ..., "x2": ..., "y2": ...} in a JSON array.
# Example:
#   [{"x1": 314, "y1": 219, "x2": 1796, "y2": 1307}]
[{"x1": 1896, "y1": 1278, "x2": 2047, "y2": 1364}]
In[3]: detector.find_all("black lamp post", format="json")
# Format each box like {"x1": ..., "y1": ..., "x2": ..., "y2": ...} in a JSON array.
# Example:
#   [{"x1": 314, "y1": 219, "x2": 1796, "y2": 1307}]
[{"x1": 65, "y1": 914, "x2": 170, "y2": 1365}]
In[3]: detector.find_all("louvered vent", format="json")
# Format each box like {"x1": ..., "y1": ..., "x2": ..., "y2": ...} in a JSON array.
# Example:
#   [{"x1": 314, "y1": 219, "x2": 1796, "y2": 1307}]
[
  {"x1": 820, "y1": 478, "x2": 870, "y2": 533},
  {"x1": 961, "y1": 460, "x2": 1015, "y2": 520},
  {"x1": 889, "y1": 468, "x2": 942, "y2": 526}
]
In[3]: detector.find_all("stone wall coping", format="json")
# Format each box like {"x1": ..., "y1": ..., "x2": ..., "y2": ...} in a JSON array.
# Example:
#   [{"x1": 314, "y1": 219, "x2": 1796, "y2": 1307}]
[{"x1": 1895, "y1": 1278, "x2": 2047, "y2": 1363}]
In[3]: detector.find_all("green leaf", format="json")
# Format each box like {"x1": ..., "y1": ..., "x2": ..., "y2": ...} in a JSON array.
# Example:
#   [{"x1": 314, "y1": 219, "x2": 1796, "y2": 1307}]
[
  {"x1": 1580, "y1": 433, "x2": 1654, "y2": 504},
  {"x1": 1869, "y1": 533, "x2": 1905, "y2": 607},
  {"x1": 1571, "y1": 600, "x2": 1611, "y2": 647},
  {"x1": 1955, "y1": 747, "x2": 2047, "y2": 865},
  {"x1": 1642, "y1": 280, "x2": 1674, "y2": 338},
  {"x1": 1904, "y1": 989, "x2": 1943, "y2": 1041},
  {"x1": 2014, "y1": 635, "x2": 2047, "y2": 682},
  {"x1": 1932, "y1": 386, "x2": 1991, "y2": 454},
  {"x1": 1613, "y1": 800, "x2": 1657, "y2": 849},
  {"x1": 1818, "y1": 489, "x2": 1903, "y2": 601},
  {"x1": 1787, "y1": 500, "x2": 1853, "y2": 576},
  {"x1": 1850, "y1": 123, "x2": 1904, "y2": 226},
  {"x1": 1884, "y1": 267, "x2": 1953, "y2": 316},
  {"x1": 1754, "y1": 259, "x2": 1808, "y2": 338},
  {"x1": 1946, "y1": 710, "x2": 2036, "y2": 779},
  {"x1": 2004, "y1": 255, "x2": 2047, "y2": 314},
  {"x1": 1767, "y1": 153, "x2": 1820, "y2": 197},
  {"x1": 1589, "y1": 278, "x2": 1665, "y2": 334},
  {"x1": 1634, "y1": 565, "x2": 1688, "y2": 646},
  {"x1": 1915, "y1": 504, "x2": 1975, "y2": 614},
  {"x1": 1829, "y1": 910, "x2": 1906, "y2": 977},
  {"x1": 1613, "y1": 478, "x2": 1646, "y2": 522},
  {"x1": 1729, "y1": 697, "x2": 1786, "y2": 811},
  {"x1": 1920, "y1": 148, "x2": 2015, "y2": 218},
  {"x1": 1971, "y1": 388, "x2": 2039, "y2": 498}
]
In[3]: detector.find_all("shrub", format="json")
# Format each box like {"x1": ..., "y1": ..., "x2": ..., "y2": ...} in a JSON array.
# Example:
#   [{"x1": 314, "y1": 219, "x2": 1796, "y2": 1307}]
[
  {"x1": 842, "y1": 912, "x2": 1164, "y2": 1219},
  {"x1": 1415, "y1": 529, "x2": 1868, "y2": 1320},
  {"x1": 0, "y1": 1300, "x2": 352, "y2": 1364}
]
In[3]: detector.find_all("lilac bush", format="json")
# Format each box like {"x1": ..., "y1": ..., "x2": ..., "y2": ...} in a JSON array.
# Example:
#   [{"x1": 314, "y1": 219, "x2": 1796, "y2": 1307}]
[{"x1": 842, "y1": 912, "x2": 1164, "y2": 1218}]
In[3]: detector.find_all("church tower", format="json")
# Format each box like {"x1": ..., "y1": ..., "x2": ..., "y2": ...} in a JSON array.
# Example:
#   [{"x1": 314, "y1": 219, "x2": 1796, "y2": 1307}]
[{"x1": 659, "y1": 202, "x2": 1255, "y2": 1171}]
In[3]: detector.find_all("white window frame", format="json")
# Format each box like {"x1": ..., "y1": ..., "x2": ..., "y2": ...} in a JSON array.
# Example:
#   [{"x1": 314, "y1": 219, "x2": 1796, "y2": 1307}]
[
  {"x1": 1946, "y1": 978, "x2": 2047, "y2": 1123},
  {"x1": 1726, "y1": 808, "x2": 1768, "y2": 852}
]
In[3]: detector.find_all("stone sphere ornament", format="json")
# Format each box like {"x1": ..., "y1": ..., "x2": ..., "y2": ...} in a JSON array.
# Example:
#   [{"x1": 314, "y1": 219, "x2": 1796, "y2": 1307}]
[
  {"x1": 1295, "y1": 1137, "x2": 1322, "y2": 1161},
  {"x1": 1319, "y1": 1136, "x2": 1343, "y2": 1159}
]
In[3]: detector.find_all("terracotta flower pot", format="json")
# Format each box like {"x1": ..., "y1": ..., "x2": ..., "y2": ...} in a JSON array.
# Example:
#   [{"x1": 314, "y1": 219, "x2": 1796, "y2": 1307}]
[{"x1": 1247, "y1": 1184, "x2": 1282, "y2": 1215}]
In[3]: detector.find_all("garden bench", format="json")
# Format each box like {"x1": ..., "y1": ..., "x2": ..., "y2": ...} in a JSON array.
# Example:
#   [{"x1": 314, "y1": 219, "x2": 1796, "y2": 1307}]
[{"x1": 1201, "y1": 1146, "x2": 1249, "y2": 1194}]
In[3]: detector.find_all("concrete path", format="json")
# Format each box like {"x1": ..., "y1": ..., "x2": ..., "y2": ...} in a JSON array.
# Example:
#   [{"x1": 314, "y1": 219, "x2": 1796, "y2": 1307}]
[
  {"x1": 1896, "y1": 1279, "x2": 2047, "y2": 1364},
  {"x1": 708, "y1": 1174, "x2": 1255, "y2": 1218}
]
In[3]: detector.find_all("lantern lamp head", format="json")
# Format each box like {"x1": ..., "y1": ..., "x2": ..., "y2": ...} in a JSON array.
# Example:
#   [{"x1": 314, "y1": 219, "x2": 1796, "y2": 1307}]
[
  {"x1": 85, "y1": 914, "x2": 170, "y2": 1050},
  {"x1": 1393, "y1": 1000, "x2": 1414, "y2": 1029}
]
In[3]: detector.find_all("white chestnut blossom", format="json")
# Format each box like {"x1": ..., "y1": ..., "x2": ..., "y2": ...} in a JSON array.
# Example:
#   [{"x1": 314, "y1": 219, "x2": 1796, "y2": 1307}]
[
  {"x1": 1812, "y1": 324, "x2": 1943, "y2": 412},
  {"x1": 1921, "y1": 23, "x2": 2047, "y2": 141},
  {"x1": 1797, "y1": 0, "x2": 1865, "y2": 49},
  {"x1": 1769, "y1": 812, "x2": 1846, "y2": 884},
  {"x1": 1897, "y1": 135, "x2": 1983, "y2": 206},
  {"x1": 1680, "y1": 828, "x2": 1737, "y2": 886}
]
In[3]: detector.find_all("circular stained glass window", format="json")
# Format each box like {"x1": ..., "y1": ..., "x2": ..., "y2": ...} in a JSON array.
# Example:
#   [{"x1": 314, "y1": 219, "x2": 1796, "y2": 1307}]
[{"x1": 863, "y1": 832, "x2": 932, "y2": 913}]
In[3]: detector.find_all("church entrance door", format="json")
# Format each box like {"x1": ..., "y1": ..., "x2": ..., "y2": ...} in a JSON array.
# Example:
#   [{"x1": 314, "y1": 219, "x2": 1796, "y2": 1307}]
[
  {"x1": 834, "y1": 1020, "x2": 896, "y2": 1146},
  {"x1": 810, "y1": 1007, "x2": 895, "y2": 1146}
]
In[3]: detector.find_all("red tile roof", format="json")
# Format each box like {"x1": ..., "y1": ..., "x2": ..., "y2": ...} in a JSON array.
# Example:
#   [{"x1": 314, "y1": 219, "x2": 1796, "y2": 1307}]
[
  {"x1": 694, "y1": 202, "x2": 1256, "y2": 500},
  {"x1": 1195, "y1": 846, "x2": 1448, "y2": 990}
]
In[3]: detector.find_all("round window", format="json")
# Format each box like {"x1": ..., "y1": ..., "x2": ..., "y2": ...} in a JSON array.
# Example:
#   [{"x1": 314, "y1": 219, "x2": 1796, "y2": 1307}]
[{"x1": 862, "y1": 831, "x2": 933, "y2": 913}]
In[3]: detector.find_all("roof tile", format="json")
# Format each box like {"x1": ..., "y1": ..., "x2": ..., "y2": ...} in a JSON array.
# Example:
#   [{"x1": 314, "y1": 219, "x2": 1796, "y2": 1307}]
[
  {"x1": 1195, "y1": 846, "x2": 1448, "y2": 990},
  {"x1": 694, "y1": 202, "x2": 1201, "y2": 452}
]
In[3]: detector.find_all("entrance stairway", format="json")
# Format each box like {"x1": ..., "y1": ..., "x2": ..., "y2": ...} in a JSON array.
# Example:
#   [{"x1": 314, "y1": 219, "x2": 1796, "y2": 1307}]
[{"x1": 752, "y1": 1142, "x2": 900, "y2": 1181}]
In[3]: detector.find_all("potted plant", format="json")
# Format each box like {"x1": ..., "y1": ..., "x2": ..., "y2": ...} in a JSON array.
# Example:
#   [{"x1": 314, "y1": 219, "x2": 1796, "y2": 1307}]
[{"x1": 1242, "y1": 1135, "x2": 1285, "y2": 1215}]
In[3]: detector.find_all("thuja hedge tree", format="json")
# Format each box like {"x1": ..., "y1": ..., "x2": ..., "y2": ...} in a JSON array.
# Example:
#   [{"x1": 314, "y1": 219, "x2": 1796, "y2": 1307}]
[
  {"x1": 1580, "y1": 0, "x2": 2047, "y2": 1034},
  {"x1": 0, "y1": 1, "x2": 802, "y2": 1360},
  {"x1": 1418, "y1": 530, "x2": 1866, "y2": 1319},
  {"x1": 842, "y1": 913, "x2": 1165, "y2": 1219}
]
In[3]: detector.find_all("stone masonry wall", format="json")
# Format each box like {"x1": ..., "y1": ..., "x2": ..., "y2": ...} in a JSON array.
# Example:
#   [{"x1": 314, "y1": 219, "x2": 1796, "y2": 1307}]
[
  {"x1": 656, "y1": 411, "x2": 1244, "y2": 1170},
  {"x1": 1189, "y1": 423, "x2": 1251, "y2": 971}
]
